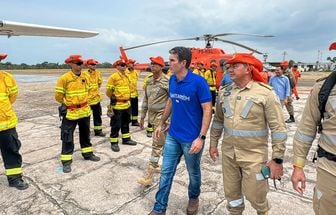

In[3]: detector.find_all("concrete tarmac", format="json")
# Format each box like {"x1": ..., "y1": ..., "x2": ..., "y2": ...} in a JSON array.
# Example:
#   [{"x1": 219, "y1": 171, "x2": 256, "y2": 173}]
[{"x1": 0, "y1": 71, "x2": 318, "y2": 214}]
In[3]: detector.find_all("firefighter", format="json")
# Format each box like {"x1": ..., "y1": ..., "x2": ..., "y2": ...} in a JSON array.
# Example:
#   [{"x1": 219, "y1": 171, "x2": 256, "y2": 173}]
[
  {"x1": 0, "y1": 53, "x2": 29, "y2": 190},
  {"x1": 55, "y1": 54, "x2": 100, "y2": 173},
  {"x1": 291, "y1": 69, "x2": 336, "y2": 213},
  {"x1": 204, "y1": 62, "x2": 217, "y2": 113},
  {"x1": 209, "y1": 53, "x2": 287, "y2": 215},
  {"x1": 126, "y1": 59, "x2": 140, "y2": 126},
  {"x1": 281, "y1": 60, "x2": 296, "y2": 123},
  {"x1": 137, "y1": 56, "x2": 169, "y2": 186},
  {"x1": 83, "y1": 58, "x2": 105, "y2": 137},
  {"x1": 106, "y1": 59, "x2": 137, "y2": 152}
]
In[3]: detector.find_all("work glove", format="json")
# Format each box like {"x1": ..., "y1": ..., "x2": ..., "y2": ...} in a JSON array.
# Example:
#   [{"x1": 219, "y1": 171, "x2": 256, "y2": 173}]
[{"x1": 107, "y1": 105, "x2": 114, "y2": 117}]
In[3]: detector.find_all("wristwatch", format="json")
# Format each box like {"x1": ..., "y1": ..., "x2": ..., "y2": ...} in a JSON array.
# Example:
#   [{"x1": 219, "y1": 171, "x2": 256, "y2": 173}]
[
  {"x1": 273, "y1": 158, "x2": 283, "y2": 164},
  {"x1": 199, "y1": 134, "x2": 206, "y2": 141}
]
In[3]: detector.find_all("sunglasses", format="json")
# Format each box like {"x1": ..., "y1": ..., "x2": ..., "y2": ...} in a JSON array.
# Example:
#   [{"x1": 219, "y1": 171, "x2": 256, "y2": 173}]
[
  {"x1": 119, "y1": 63, "x2": 127, "y2": 67},
  {"x1": 74, "y1": 62, "x2": 83, "y2": 66}
]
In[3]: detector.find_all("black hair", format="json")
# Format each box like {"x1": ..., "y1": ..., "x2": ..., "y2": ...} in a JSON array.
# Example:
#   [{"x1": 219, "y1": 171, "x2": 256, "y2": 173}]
[{"x1": 169, "y1": 46, "x2": 192, "y2": 69}]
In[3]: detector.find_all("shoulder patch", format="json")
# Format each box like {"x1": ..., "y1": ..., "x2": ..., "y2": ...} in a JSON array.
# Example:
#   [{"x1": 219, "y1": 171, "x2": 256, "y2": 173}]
[
  {"x1": 222, "y1": 82, "x2": 233, "y2": 90},
  {"x1": 258, "y1": 82, "x2": 273, "y2": 90}
]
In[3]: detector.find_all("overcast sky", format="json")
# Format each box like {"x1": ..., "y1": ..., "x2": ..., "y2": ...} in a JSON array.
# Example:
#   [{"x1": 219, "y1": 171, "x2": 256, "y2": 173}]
[{"x1": 1, "y1": 0, "x2": 335, "y2": 64}]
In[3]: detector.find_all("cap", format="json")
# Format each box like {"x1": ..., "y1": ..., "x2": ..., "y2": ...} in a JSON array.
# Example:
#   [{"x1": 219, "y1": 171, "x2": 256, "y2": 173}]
[
  {"x1": 329, "y1": 42, "x2": 336, "y2": 51},
  {"x1": 86, "y1": 58, "x2": 99, "y2": 65},
  {"x1": 65, "y1": 54, "x2": 84, "y2": 64},
  {"x1": 0, "y1": 53, "x2": 7, "y2": 61},
  {"x1": 150, "y1": 56, "x2": 165, "y2": 67},
  {"x1": 225, "y1": 53, "x2": 266, "y2": 83},
  {"x1": 112, "y1": 59, "x2": 127, "y2": 68},
  {"x1": 280, "y1": 60, "x2": 289, "y2": 67}
]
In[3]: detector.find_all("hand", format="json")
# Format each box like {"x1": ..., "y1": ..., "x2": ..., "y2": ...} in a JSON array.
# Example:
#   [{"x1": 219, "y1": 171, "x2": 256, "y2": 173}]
[
  {"x1": 107, "y1": 105, "x2": 114, "y2": 117},
  {"x1": 291, "y1": 166, "x2": 306, "y2": 195},
  {"x1": 267, "y1": 160, "x2": 283, "y2": 180},
  {"x1": 284, "y1": 98, "x2": 288, "y2": 105},
  {"x1": 154, "y1": 125, "x2": 162, "y2": 140},
  {"x1": 139, "y1": 118, "x2": 145, "y2": 129},
  {"x1": 209, "y1": 146, "x2": 219, "y2": 162},
  {"x1": 189, "y1": 137, "x2": 204, "y2": 154}
]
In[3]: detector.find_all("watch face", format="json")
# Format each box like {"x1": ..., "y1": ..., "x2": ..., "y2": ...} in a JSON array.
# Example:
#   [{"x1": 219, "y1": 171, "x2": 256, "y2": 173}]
[{"x1": 200, "y1": 135, "x2": 206, "y2": 140}]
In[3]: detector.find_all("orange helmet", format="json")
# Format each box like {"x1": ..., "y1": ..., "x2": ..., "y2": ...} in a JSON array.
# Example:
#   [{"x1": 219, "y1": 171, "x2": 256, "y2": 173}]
[
  {"x1": 112, "y1": 59, "x2": 127, "y2": 68},
  {"x1": 0, "y1": 53, "x2": 7, "y2": 61},
  {"x1": 85, "y1": 58, "x2": 99, "y2": 65},
  {"x1": 280, "y1": 61, "x2": 289, "y2": 67},
  {"x1": 65, "y1": 54, "x2": 83, "y2": 64},
  {"x1": 150, "y1": 56, "x2": 165, "y2": 67}
]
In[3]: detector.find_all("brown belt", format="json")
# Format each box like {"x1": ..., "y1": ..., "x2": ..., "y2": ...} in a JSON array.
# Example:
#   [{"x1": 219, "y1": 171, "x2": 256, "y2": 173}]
[{"x1": 67, "y1": 102, "x2": 88, "y2": 110}]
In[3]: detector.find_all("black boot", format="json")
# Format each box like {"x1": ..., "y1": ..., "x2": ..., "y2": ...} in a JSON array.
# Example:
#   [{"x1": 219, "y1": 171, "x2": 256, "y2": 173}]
[
  {"x1": 122, "y1": 139, "x2": 137, "y2": 145},
  {"x1": 285, "y1": 115, "x2": 295, "y2": 123},
  {"x1": 131, "y1": 121, "x2": 140, "y2": 126},
  {"x1": 94, "y1": 130, "x2": 106, "y2": 137},
  {"x1": 8, "y1": 177, "x2": 29, "y2": 190},
  {"x1": 63, "y1": 164, "x2": 72, "y2": 173},
  {"x1": 111, "y1": 143, "x2": 120, "y2": 152},
  {"x1": 84, "y1": 154, "x2": 100, "y2": 162}
]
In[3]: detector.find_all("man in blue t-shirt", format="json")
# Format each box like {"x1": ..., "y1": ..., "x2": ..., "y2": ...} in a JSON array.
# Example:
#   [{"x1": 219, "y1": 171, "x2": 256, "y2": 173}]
[
  {"x1": 149, "y1": 47, "x2": 212, "y2": 215},
  {"x1": 269, "y1": 67, "x2": 290, "y2": 107}
]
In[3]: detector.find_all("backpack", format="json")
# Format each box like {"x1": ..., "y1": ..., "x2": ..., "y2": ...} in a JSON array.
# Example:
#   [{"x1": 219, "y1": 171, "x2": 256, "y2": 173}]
[{"x1": 317, "y1": 70, "x2": 336, "y2": 132}]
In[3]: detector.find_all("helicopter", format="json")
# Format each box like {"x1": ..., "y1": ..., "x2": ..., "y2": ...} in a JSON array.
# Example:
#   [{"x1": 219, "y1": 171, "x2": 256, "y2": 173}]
[{"x1": 119, "y1": 33, "x2": 273, "y2": 88}]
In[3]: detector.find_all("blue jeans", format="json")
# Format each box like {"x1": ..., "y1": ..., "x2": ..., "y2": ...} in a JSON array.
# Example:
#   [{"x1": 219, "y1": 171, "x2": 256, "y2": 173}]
[{"x1": 152, "y1": 134, "x2": 204, "y2": 213}]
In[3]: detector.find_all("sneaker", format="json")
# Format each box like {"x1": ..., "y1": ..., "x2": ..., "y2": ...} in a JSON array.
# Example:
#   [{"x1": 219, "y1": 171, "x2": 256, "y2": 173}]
[
  {"x1": 9, "y1": 178, "x2": 29, "y2": 190},
  {"x1": 122, "y1": 139, "x2": 137, "y2": 145},
  {"x1": 186, "y1": 198, "x2": 199, "y2": 215},
  {"x1": 63, "y1": 165, "x2": 72, "y2": 173},
  {"x1": 94, "y1": 131, "x2": 106, "y2": 137},
  {"x1": 84, "y1": 154, "x2": 100, "y2": 162},
  {"x1": 111, "y1": 143, "x2": 120, "y2": 152}
]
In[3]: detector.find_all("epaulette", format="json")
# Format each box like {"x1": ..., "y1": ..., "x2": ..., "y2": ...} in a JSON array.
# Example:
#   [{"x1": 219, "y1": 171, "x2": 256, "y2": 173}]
[
  {"x1": 316, "y1": 76, "x2": 328, "y2": 83},
  {"x1": 221, "y1": 82, "x2": 233, "y2": 90},
  {"x1": 258, "y1": 82, "x2": 273, "y2": 90}
]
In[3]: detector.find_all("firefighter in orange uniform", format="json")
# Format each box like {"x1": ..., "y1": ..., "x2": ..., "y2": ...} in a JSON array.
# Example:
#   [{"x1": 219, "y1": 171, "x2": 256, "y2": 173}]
[
  {"x1": 204, "y1": 62, "x2": 217, "y2": 113},
  {"x1": 291, "y1": 65, "x2": 301, "y2": 100},
  {"x1": 106, "y1": 59, "x2": 137, "y2": 152},
  {"x1": 83, "y1": 58, "x2": 106, "y2": 137},
  {"x1": 55, "y1": 55, "x2": 100, "y2": 173},
  {"x1": 210, "y1": 53, "x2": 287, "y2": 215},
  {"x1": 0, "y1": 54, "x2": 28, "y2": 190},
  {"x1": 126, "y1": 59, "x2": 140, "y2": 126}
]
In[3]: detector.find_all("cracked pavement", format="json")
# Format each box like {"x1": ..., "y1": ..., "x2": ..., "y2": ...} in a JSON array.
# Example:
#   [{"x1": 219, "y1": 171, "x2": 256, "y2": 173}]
[{"x1": 0, "y1": 70, "x2": 317, "y2": 214}]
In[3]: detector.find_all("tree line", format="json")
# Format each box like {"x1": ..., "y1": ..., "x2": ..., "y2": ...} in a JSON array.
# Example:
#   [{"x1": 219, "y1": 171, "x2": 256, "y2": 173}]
[{"x1": 0, "y1": 61, "x2": 113, "y2": 70}]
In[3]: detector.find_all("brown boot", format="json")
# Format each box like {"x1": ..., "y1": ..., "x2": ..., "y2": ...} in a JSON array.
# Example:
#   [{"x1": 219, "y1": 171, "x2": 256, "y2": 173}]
[
  {"x1": 137, "y1": 167, "x2": 155, "y2": 186},
  {"x1": 186, "y1": 198, "x2": 199, "y2": 215},
  {"x1": 257, "y1": 211, "x2": 269, "y2": 215}
]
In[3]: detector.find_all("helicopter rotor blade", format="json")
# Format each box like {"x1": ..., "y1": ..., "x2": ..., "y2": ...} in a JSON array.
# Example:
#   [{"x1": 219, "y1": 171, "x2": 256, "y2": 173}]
[
  {"x1": 124, "y1": 37, "x2": 198, "y2": 50},
  {"x1": 213, "y1": 33, "x2": 274, "y2": 38},
  {"x1": 215, "y1": 38, "x2": 263, "y2": 54}
]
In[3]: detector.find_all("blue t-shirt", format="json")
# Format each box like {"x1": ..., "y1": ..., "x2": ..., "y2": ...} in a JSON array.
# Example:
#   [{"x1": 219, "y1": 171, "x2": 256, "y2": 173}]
[
  {"x1": 269, "y1": 75, "x2": 290, "y2": 101},
  {"x1": 168, "y1": 70, "x2": 212, "y2": 142}
]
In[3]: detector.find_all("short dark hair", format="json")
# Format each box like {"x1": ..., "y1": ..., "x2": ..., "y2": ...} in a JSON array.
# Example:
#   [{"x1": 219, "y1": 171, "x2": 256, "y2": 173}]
[{"x1": 169, "y1": 46, "x2": 192, "y2": 69}]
